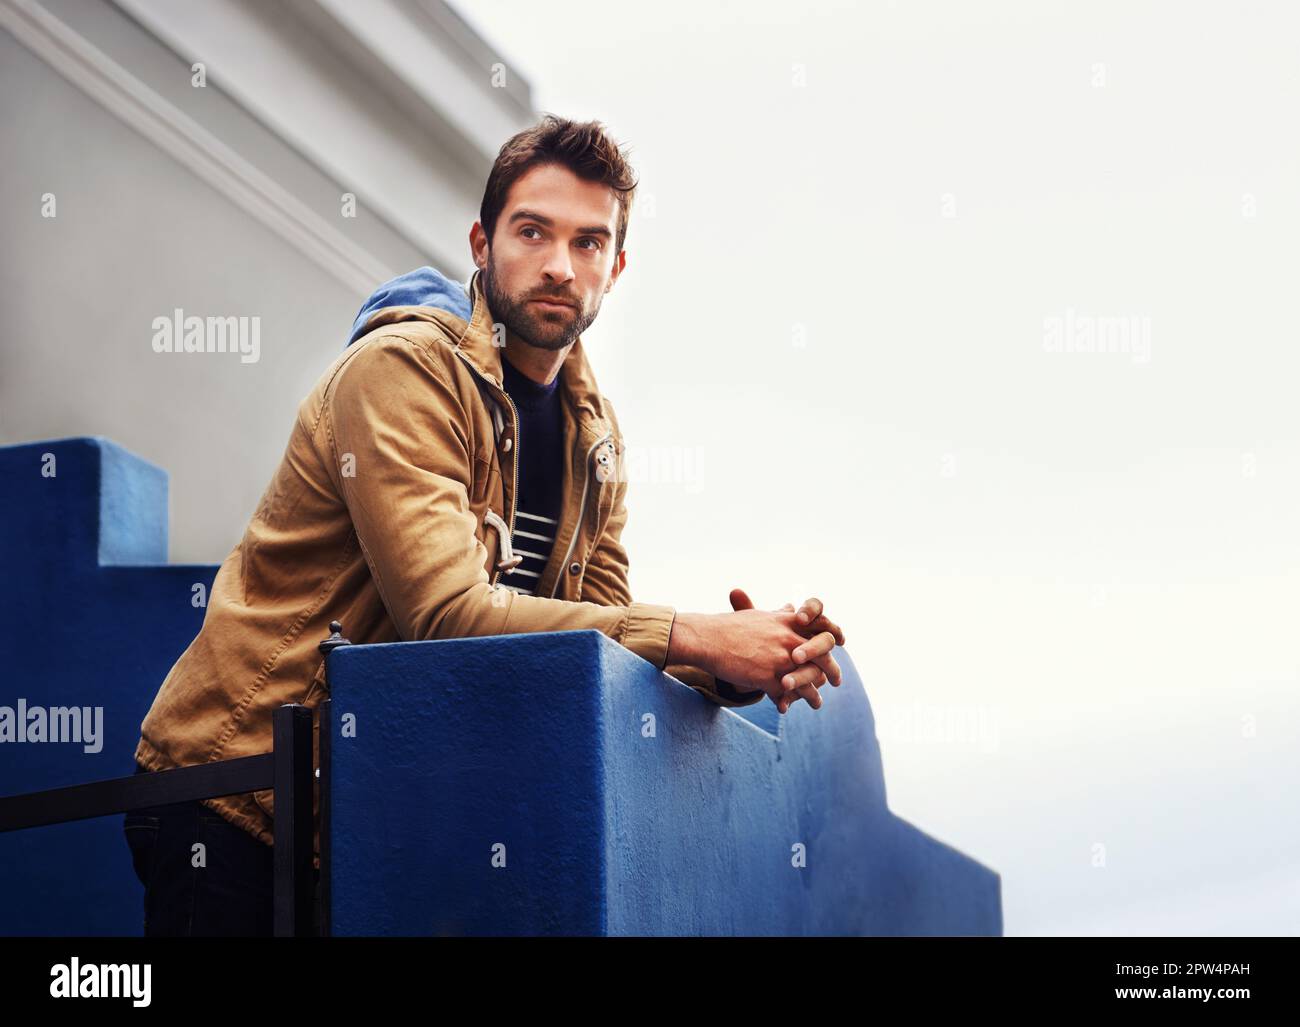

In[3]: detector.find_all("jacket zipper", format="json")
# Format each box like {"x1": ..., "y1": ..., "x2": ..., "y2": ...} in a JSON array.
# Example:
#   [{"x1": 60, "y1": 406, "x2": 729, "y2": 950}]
[
  {"x1": 498, "y1": 387, "x2": 522, "y2": 588},
  {"x1": 549, "y1": 429, "x2": 612, "y2": 598}
]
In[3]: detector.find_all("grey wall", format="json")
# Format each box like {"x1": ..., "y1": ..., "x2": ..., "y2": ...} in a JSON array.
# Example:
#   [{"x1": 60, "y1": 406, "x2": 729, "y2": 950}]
[{"x1": 0, "y1": 0, "x2": 534, "y2": 562}]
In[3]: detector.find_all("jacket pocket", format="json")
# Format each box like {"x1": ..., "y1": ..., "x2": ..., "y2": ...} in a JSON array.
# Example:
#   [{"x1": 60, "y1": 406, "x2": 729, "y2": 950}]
[{"x1": 123, "y1": 812, "x2": 161, "y2": 889}]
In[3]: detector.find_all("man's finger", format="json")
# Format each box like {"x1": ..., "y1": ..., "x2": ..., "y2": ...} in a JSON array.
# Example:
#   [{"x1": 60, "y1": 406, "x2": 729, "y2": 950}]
[
  {"x1": 729, "y1": 587, "x2": 754, "y2": 612},
  {"x1": 780, "y1": 662, "x2": 826, "y2": 691},
  {"x1": 808, "y1": 650, "x2": 842, "y2": 686},
  {"x1": 796, "y1": 596, "x2": 824, "y2": 626},
  {"x1": 785, "y1": 608, "x2": 846, "y2": 647},
  {"x1": 779, "y1": 665, "x2": 826, "y2": 713},
  {"x1": 803, "y1": 613, "x2": 845, "y2": 647},
  {"x1": 777, "y1": 671, "x2": 825, "y2": 713},
  {"x1": 789, "y1": 674, "x2": 828, "y2": 712},
  {"x1": 785, "y1": 631, "x2": 842, "y2": 687},
  {"x1": 791, "y1": 630, "x2": 837, "y2": 665}
]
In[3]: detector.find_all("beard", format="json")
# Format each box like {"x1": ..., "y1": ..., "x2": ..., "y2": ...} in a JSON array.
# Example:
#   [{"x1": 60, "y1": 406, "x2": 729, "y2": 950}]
[{"x1": 481, "y1": 260, "x2": 597, "y2": 352}]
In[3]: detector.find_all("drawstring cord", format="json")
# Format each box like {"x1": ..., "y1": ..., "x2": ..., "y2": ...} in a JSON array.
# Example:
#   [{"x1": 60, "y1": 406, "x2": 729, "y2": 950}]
[{"x1": 484, "y1": 509, "x2": 522, "y2": 574}]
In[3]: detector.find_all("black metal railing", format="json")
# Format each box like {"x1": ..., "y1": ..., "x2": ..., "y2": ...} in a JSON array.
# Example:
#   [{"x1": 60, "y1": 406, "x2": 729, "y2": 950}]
[{"x1": 0, "y1": 621, "x2": 351, "y2": 937}]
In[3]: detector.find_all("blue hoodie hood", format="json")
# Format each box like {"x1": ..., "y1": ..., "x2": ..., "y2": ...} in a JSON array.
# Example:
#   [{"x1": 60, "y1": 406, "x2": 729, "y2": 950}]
[{"x1": 347, "y1": 265, "x2": 474, "y2": 347}]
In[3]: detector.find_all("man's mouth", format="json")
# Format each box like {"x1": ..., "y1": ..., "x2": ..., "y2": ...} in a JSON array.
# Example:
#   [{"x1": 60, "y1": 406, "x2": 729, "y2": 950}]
[{"x1": 531, "y1": 297, "x2": 574, "y2": 311}]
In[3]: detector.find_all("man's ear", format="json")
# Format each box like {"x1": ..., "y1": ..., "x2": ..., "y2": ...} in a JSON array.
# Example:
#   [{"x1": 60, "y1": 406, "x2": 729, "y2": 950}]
[
  {"x1": 469, "y1": 221, "x2": 490, "y2": 270},
  {"x1": 606, "y1": 249, "x2": 627, "y2": 293}
]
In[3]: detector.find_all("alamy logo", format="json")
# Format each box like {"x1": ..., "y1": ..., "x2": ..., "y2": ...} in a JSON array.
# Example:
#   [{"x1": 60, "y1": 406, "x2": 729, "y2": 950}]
[
  {"x1": 151, "y1": 308, "x2": 261, "y2": 364},
  {"x1": 50, "y1": 958, "x2": 150, "y2": 1006},
  {"x1": 0, "y1": 699, "x2": 103, "y2": 753},
  {"x1": 1042, "y1": 308, "x2": 1151, "y2": 364}
]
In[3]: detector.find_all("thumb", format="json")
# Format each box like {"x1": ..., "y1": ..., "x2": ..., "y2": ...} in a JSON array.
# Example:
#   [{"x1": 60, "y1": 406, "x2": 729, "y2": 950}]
[{"x1": 729, "y1": 587, "x2": 754, "y2": 611}]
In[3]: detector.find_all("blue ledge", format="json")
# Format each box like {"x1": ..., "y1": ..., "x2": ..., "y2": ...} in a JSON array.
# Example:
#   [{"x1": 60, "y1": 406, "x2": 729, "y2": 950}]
[
  {"x1": 328, "y1": 630, "x2": 1002, "y2": 935},
  {"x1": 0, "y1": 436, "x2": 1002, "y2": 935}
]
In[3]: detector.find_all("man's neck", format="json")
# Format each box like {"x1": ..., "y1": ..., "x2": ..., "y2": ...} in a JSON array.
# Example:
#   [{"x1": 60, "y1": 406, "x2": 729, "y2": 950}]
[{"x1": 502, "y1": 333, "x2": 570, "y2": 387}]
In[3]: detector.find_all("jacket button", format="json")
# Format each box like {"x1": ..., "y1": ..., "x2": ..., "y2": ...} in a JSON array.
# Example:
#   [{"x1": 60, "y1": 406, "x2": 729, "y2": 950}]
[
  {"x1": 568, "y1": 561, "x2": 581, "y2": 575},
  {"x1": 501, "y1": 436, "x2": 513, "y2": 452}
]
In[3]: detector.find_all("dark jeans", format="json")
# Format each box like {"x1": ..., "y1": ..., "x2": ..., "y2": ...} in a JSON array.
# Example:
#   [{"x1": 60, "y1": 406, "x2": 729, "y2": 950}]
[{"x1": 122, "y1": 763, "x2": 318, "y2": 936}]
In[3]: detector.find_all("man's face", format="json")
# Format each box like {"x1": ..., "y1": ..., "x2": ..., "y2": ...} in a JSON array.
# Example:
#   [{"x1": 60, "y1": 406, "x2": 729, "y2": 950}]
[{"x1": 477, "y1": 162, "x2": 622, "y2": 352}]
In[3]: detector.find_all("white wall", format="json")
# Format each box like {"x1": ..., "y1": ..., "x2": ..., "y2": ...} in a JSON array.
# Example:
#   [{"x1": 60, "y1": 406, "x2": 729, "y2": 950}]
[{"x1": 458, "y1": 0, "x2": 1300, "y2": 936}]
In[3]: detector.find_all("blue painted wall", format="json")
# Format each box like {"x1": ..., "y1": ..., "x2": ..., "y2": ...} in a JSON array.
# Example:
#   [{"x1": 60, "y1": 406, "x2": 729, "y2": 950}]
[
  {"x1": 328, "y1": 632, "x2": 1002, "y2": 935},
  {"x1": 330, "y1": 631, "x2": 998, "y2": 935},
  {"x1": 0, "y1": 436, "x2": 1001, "y2": 935},
  {"x1": 0, "y1": 437, "x2": 216, "y2": 935}
]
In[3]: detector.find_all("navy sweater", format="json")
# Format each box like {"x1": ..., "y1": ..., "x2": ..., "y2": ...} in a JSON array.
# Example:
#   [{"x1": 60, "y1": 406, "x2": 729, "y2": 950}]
[{"x1": 499, "y1": 353, "x2": 566, "y2": 595}]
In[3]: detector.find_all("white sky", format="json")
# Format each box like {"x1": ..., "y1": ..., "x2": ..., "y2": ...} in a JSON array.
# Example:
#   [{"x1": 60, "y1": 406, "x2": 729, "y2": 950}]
[{"x1": 453, "y1": 0, "x2": 1300, "y2": 935}]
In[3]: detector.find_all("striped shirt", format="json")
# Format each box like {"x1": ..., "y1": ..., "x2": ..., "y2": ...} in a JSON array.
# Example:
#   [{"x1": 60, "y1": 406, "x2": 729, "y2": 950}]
[{"x1": 498, "y1": 353, "x2": 565, "y2": 596}]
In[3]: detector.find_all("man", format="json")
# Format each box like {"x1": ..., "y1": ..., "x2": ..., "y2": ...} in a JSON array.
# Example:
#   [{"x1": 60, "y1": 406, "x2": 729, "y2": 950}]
[{"x1": 126, "y1": 114, "x2": 847, "y2": 935}]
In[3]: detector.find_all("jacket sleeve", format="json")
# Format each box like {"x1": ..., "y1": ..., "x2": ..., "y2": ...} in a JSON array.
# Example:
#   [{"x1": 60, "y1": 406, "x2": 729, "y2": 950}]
[
  {"x1": 320, "y1": 336, "x2": 676, "y2": 667},
  {"x1": 580, "y1": 423, "x2": 765, "y2": 710}
]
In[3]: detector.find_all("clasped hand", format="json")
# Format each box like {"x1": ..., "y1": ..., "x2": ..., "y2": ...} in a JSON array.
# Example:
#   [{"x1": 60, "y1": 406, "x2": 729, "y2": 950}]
[{"x1": 723, "y1": 588, "x2": 846, "y2": 714}]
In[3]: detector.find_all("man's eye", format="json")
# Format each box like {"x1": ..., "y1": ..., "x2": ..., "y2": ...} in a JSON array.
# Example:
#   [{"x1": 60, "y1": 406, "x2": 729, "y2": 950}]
[
  {"x1": 521, "y1": 226, "x2": 541, "y2": 239},
  {"x1": 578, "y1": 238, "x2": 601, "y2": 250}
]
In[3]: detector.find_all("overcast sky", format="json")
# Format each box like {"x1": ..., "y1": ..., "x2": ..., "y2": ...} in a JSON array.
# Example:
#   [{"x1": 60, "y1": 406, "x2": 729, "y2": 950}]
[{"x1": 453, "y1": 0, "x2": 1300, "y2": 936}]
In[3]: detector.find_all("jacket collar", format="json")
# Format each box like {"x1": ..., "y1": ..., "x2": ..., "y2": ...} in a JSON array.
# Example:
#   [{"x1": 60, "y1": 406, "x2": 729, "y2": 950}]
[{"x1": 456, "y1": 268, "x2": 613, "y2": 444}]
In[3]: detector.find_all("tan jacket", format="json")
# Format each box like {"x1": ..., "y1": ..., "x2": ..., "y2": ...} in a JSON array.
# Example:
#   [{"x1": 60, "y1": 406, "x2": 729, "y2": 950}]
[{"x1": 135, "y1": 268, "x2": 762, "y2": 857}]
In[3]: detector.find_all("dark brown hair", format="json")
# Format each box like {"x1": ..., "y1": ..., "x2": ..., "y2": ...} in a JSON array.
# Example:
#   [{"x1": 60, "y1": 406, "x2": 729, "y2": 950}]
[{"x1": 480, "y1": 113, "x2": 639, "y2": 254}]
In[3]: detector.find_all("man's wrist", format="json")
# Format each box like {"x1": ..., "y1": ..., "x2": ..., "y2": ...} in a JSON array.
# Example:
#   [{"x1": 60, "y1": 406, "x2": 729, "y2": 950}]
[{"x1": 667, "y1": 611, "x2": 710, "y2": 672}]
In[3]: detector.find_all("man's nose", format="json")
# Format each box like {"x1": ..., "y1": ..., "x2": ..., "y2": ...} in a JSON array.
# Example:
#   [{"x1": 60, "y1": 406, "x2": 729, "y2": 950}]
[{"x1": 540, "y1": 242, "x2": 575, "y2": 284}]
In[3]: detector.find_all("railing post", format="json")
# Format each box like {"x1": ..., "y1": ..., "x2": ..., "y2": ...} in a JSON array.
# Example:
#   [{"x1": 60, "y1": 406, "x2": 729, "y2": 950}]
[
  {"x1": 316, "y1": 619, "x2": 351, "y2": 938},
  {"x1": 273, "y1": 703, "x2": 314, "y2": 937},
  {"x1": 317, "y1": 697, "x2": 331, "y2": 937}
]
